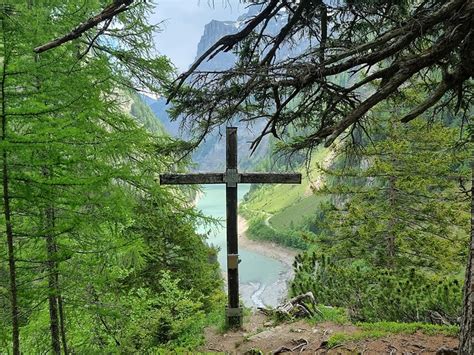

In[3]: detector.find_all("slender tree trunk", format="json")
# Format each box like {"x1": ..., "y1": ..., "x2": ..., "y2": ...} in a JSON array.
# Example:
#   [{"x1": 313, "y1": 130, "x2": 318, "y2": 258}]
[
  {"x1": 3, "y1": 155, "x2": 19, "y2": 355},
  {"x1": 385, "y1": 173, "x2": 397, "y2": 268},
  {"x1": 46, "y1": 229, "x2": 61, "y2": 354},
  {"x1": 459, "y1": 154, "x2": 474, "y2": 354},
  {"x1": 42, "y1": 165, "x2": 61, "y2": 355},
  {"x1": 53, "y1": 240, "x2": 68, "y2": 355},
  {"x1": 57, "y1": 291, "x2": 68, "y2": 355},
  {"x1": 1, "y1": 28, "x2": 20, "y2": 355}
]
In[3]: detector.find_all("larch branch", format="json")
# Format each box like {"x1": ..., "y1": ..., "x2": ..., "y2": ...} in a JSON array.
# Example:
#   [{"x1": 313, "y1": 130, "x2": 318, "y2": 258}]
[{"x1": 33, "y1": 0, "x2": 134, "y2": 54}]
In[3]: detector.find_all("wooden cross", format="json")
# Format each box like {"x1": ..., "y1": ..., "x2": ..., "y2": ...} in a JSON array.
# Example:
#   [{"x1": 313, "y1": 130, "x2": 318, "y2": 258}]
[{"x1": 160, "y1": 127, "x2": 301, "y2": 327}]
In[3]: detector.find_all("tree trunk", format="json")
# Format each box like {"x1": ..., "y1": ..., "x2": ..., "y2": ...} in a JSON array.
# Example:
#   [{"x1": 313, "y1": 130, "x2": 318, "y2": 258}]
[
  {"x1": 1, "y1": 28, "x2": 20, "y2": 355},
  {"x1": 385, "y1": 173, "x2": 397, "y2": 268},
  {"x1": 459, "y1": 155, "x2": 474, "y2": 354},
  {"x1": 2, "y1": 154, "x2": 20, "y2": 355},
  {"x1": 53, "y1": 238, "x2": 68, "y2": 354},
  {"x1": 46, "y1": 227, "x2": 61, "y2": 355},
  {"x1": 57, "y1": 292, "x2": 69, "y2": 355},
  {"x1": 42, "y1": 165, "x2": 61, "y2": 355}
]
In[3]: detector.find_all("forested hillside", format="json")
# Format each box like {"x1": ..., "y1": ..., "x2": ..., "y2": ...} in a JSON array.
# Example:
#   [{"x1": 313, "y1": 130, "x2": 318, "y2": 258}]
[
  {"x1": 0, "y1": 2, "x2": 222, "y2": 353},
  {"x1": 291, "y1": 115, "x2": 470, "y2": 323}
]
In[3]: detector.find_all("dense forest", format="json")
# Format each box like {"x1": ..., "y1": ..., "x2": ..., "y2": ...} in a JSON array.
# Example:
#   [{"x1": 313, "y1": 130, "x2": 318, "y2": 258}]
[
  {"x1": 1, "y1": 0, "x2": 473, "y2": 354},
  {"x1": 0, "y1": 1, "x2": 223, "y2": 353}
]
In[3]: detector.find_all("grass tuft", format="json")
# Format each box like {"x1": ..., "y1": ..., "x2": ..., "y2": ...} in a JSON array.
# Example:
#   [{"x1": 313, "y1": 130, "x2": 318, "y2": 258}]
[
  {"x1": 310, "y1": 305, "x2": 350, "y2": 324},
  {"x1": 327, "y1": 321, "x2": 459, "y2": 348}
]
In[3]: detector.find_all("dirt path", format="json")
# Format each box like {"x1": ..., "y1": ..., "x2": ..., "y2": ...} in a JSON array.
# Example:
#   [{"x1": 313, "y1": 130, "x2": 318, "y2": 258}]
[
  {"x1": 201, "y1": 313, "x2": 458, "y2": 354},
  {"x1": 238, "y1": 214, "x2": 298, "y2": 267}
]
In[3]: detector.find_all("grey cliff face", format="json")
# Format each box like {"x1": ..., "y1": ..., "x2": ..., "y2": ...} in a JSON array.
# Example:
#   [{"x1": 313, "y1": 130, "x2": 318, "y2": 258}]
[
  {"x1": 146, "y1": 5, "x2": 308, "y2": 170},
  {"x1": 195, "y1": 20, "x2": 238, "y2": 71}
]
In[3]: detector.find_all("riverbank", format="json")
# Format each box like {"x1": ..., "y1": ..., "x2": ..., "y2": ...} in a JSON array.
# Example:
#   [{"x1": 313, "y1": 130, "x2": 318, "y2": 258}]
[
  {"x1": 238, "y1": 214, "x2": 298, "y2": 308},
  {"x1": 238, "y1": 215, "x2": 298, "y2": 268}
]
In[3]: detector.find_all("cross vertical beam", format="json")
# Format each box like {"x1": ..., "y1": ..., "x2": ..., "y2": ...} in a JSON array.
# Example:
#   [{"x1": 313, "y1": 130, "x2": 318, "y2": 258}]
[{"x1": 225, "y1": 127, "x2": 242, "y2": 327}]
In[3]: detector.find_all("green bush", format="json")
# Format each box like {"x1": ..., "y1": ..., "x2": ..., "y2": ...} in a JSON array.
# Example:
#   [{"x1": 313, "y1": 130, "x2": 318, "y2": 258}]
[
  {"x1": 120, "y1": 272, "x2": 224, "y2": 352},
  {"x1": 291, "y1": 253, "x2": 462, "y2": 324}
]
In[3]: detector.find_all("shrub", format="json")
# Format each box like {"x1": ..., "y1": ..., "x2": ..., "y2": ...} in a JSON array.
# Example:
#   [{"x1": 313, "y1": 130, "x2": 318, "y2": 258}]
[{"x1": 291, "y1": 253, "x2": 462, "y2": 324}]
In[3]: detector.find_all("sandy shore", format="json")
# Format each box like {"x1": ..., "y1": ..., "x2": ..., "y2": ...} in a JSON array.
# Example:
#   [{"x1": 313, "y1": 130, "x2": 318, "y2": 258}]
[
  {"x1": 238, "y1": 215, "x2": 298, "y2": 268},
  {"x1": 237, "y1": 214, "x2": 299, "y2": 308}
]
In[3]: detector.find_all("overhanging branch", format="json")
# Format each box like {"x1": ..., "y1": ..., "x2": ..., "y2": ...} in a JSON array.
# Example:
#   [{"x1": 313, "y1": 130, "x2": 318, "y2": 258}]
[{"x1": 34, "y1": 0, "x2": 135, "y2": 54}]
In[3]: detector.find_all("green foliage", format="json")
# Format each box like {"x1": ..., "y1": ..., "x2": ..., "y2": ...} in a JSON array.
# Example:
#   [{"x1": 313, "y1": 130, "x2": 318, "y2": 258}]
[
  {"x1": 292, "y1": 254, "x2": 463, "y2": 323},
  {"x1": 129, "y1": 91, "x2": 167, "y2": 134},
  {"x1": 245, "y1": 216, "x2": 308, "y2": 249},
  {"x1": 119, "y1": 272, "x2": 208, "y2": 352},
  {"x1": 240, "y1": 147, "x2": 330, "y2": 248},
  {"x1": 312, "y1": 117, "x2": 470, "y2": 271},
  {"x1": 288, "y1": 110, "x2": 470, "y2": 326},
  {"x1": 309, "y1": 305, "x2": 349, "y2": 325},
  {"x1": 0, "y1": 1, "x2": 222, "y2": 353},
  {"x1": 357, "y1": 321, "x2": 458, "y2": 337}
]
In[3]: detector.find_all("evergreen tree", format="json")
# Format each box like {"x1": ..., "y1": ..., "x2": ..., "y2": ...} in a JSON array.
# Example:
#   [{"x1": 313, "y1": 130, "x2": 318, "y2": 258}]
[
  {"x1": 292, "y1": 111, "x2": 470, "y2": 323},
  {"x1": 0, "y1": 1, "x2": 221, "y2": 353},
  {"x1": 316, "y1": 117, "x2": 469, "y2": 271}
]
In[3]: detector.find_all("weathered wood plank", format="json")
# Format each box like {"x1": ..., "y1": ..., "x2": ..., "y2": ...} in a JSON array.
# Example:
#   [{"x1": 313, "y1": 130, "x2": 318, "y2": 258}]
[
  {"x1": 160, "y1": 173, "x2": 225, "y2": 185},
  {"x1": 226, "y1": 127, "x2": 241, "y2": 328},
  {"x1": 240, "y1": 172, "x2": 302, "y2": 184}
]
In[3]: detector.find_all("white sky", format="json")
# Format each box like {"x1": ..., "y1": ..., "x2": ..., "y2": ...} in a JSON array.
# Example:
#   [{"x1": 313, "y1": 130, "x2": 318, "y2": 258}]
[{"x1": 151, "y1": 0, "x2": 244, "y2": 73}]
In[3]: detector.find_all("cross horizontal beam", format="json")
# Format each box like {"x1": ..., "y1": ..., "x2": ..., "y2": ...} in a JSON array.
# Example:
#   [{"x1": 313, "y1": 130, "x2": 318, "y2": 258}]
[
  {"x1": 160, "y1": 173, "x2": 224, "y2": 185},
  {"x1": 240, "y1": 173, "x2": 301, "y2": 184},
  {"x1": 160, "y1": 172, "x2": 301, "y2": 185}
]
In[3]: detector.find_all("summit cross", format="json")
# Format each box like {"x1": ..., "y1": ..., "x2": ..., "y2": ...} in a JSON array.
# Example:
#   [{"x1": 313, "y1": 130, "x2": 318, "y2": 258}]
[{"x1": 160, "y1": 127, "x2": 301, "y2": 327}]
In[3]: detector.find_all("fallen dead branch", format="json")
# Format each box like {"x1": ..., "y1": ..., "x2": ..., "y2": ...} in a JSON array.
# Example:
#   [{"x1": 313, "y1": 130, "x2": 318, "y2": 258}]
[
  {"x1": 259, "y1": 292, "x2": 321, "y2": 320},
  {"x1": 273, "y1": 338, "x2": 309, "y2": 354}
]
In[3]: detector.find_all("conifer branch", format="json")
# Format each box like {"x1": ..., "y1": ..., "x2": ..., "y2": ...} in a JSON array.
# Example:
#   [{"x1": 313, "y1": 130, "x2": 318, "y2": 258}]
[{"x1": 34, "y1": 0, "x2": 135, "y2": 54}]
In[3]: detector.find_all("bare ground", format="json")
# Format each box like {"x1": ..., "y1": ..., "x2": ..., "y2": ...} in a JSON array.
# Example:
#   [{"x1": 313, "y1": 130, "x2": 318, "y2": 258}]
[{"x1": 201, "y1": 312, "x2": 458, "y2": 354}]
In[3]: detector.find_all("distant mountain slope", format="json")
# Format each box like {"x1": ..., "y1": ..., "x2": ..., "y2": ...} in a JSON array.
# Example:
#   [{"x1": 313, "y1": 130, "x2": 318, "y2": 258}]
[
  {"x1": 143, "y1": 5, "x2": 313, "y2": 171},
  {"x1": 140, "y1": 95, "x2": 180, "y2": 136},
  {"x1": 129, "y1": 92, "x2": 167, "y2": 135},
  {"x1": 241, "y1": 147, "x2": 333, "y2": 232},
  {"x1": 144, "y1": 6, "x2": 282, "y2": 171},
  {"x1": 195, "y1": 19, "x2": 239, "y2": 70}
]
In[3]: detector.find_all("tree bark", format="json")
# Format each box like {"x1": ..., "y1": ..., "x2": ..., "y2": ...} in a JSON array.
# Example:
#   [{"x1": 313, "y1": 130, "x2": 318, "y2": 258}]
[
  {"x1": 1, "y1": 26, "x2": 20, "y2": 355},
  {"x1": 459, "y1": 153, "x2": 474, "y2": 354},
  {"x1": 46, "y1": 224, "x2": 61, "y2": 355},
  {"x1": 2, "y1": 154, "x2": 19, "y2": 355},
  {"x1": 42, "y1": 165, "x2": 61, "y2": 355},
  {"x1": 57, "y1": 291, "x2": 68, "y2": 355},
  {"x1": 33, "y1": 0, "x2": 134, "y2": 53},
  {"x1": 386, "y1": 174, "x2": 397, "y2": 268}
]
